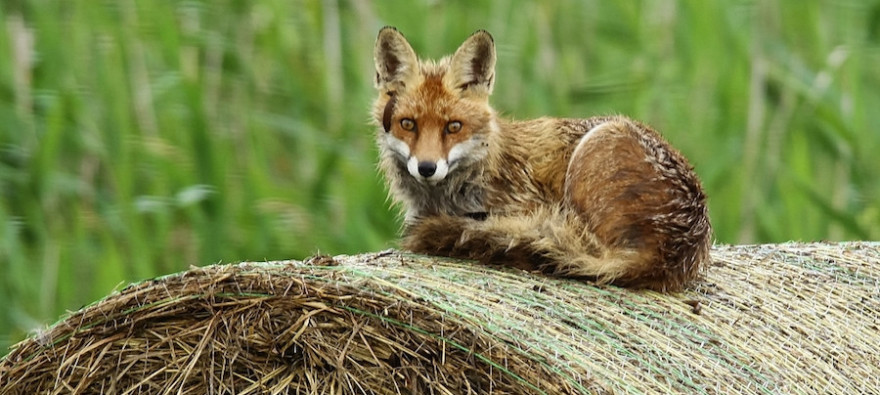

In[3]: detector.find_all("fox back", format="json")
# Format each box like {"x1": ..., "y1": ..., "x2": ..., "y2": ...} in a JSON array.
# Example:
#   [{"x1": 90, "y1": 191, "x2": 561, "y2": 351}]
[{"x1": 371, "y1": 27, "x2": 711, "y2": 291}]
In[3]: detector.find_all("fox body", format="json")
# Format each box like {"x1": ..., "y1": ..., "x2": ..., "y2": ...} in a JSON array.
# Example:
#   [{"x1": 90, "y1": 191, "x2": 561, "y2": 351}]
[{"x1": 372, "y1": 27, "x2": 711, "y2": 291}]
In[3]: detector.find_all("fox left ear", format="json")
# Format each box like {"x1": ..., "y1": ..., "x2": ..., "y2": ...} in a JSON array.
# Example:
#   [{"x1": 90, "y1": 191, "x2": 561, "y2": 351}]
[
  {"x1": 374, "y1": 26, "x2": 418, "y2": 92},
  {"x1": 450, "y1": 30, "x2": 496, "y2": 96}
]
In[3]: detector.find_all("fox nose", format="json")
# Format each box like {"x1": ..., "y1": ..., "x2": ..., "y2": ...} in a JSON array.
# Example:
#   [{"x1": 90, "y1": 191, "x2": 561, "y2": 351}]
[{"x1": 417, "y1": 161, "x2": 437, "y2": 177}]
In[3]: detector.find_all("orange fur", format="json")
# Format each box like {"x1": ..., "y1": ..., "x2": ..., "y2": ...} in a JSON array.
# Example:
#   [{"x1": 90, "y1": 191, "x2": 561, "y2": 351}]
[{"x1": 371, "y1": 27, "x2": 711, "y2": 291}]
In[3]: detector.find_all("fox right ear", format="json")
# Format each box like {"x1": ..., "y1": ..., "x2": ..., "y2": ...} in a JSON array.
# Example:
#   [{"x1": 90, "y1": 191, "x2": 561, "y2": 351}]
[
  {"x1": 374, "y1": 27, "x2": 418, "y2": 91},
  {"x1": 450, "y1": 30, "x2": 496, "y2": 96}
]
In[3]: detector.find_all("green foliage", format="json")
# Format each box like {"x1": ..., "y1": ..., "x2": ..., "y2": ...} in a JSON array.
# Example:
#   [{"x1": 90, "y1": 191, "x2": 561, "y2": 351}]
[{"x1": 1, "y1": 0, "x2": 878, "y2": 354}]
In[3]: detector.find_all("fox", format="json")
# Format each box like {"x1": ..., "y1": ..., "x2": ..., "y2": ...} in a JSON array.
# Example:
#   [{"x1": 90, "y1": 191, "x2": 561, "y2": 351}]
[{"x1": 371, "y1": 27, "x2": 711, "y2": 291}]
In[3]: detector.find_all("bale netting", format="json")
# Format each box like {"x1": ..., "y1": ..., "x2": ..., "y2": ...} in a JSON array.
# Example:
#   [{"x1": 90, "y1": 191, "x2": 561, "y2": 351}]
[{"x1": 1, "y1": 243, "x2": 879, "y2": 394}]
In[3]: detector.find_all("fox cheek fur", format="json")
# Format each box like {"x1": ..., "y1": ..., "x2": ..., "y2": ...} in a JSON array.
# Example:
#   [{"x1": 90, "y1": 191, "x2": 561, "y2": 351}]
[{"x1": 370, "y1": 27, "x2": 712, "y2": 292}]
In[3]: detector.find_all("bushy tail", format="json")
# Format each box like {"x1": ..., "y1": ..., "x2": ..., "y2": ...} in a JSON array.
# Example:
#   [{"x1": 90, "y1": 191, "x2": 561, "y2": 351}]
[{"x1": 401, "y1": 207, "x2": 695, "y2": 290}]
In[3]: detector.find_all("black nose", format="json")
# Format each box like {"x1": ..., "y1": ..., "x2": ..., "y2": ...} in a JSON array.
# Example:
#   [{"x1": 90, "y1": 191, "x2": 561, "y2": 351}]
[{"x1": 417, "y1": 161, "x2": 436, "y2": 177}]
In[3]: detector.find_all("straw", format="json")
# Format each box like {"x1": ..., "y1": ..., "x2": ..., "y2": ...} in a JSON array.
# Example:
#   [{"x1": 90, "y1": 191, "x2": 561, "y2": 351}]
[{"x1": 1, "y1": 242, "x2": 878, "y2": 394}]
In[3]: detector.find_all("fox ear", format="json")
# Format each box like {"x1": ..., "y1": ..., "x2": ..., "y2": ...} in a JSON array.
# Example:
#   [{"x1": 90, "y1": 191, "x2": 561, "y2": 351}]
[
  {"x1": 374, "y1": 26, "x2": 418, "y2": 91},
  {"x1": 450, "y1": 30, "x2": 496, "y2": 95}
]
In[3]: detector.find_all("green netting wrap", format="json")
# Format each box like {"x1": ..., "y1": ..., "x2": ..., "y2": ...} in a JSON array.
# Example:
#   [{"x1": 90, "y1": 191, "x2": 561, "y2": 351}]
[{"x1": 1, "y1": 243, "x2": 878, "y2": 394}]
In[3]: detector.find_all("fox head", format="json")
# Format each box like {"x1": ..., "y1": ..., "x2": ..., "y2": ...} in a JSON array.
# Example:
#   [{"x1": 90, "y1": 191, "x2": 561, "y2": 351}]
[{"x1": 372, "y1": 27, "x2": 497, "y2": 185}]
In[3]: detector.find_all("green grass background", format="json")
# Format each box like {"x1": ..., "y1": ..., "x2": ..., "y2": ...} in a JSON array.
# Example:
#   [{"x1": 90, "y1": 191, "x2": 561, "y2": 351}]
[{"x1": 1, "y1": 0, "x2": 878, "y2": 355}]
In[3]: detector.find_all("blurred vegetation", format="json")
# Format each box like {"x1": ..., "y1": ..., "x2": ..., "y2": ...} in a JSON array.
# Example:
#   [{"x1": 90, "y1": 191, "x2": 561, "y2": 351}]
[{"x1": 1, "y1": 0, "x2": 878, "y2": 355}]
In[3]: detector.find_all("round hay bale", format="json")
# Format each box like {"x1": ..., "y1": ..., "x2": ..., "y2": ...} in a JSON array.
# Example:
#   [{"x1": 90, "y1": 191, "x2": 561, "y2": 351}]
[{"x1": 1, "y1": 243, "x2": 878, "y2": 394}]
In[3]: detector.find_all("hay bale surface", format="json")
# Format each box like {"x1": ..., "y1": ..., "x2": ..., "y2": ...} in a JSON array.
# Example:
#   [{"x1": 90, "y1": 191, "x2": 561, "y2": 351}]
[{"x1": 1, "y1": 243, "x2": 878, "y2": 394}]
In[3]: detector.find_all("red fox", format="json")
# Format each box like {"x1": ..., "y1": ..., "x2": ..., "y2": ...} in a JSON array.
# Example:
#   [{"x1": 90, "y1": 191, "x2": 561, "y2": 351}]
[{"x1": 371, "y1": 27, "x2": 711, "y2": 291}]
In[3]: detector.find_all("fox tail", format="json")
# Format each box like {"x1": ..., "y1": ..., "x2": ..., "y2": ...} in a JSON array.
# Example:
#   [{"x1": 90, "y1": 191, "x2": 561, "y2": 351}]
[{"x1": 402, "y1": 207, "x2": 707, "y2": 291}]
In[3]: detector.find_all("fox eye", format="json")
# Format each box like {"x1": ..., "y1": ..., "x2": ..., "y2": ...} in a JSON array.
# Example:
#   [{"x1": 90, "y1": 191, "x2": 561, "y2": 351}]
[
  {"x1": 446, "y1": 121, "x2": 462, "y2": 134},
  {"x1": 400, "y1": 118, "x2": 416, "y2": 131}
]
